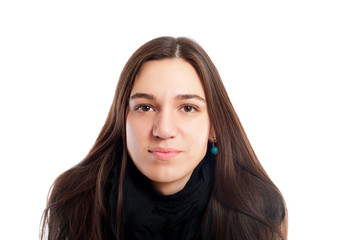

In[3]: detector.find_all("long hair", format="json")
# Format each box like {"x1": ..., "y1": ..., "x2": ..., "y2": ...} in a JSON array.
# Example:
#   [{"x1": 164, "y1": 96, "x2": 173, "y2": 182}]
[{"x1": 41, "y1": 36, "x2": 287, "y2": 239}]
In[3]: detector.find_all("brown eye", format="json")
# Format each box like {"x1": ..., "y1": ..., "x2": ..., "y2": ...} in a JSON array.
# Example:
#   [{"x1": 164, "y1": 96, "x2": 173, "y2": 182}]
[
  {"x1": 181, "y1": 105, "x2": 197, "y2": 113},
  {"x1": 141, "y1": 106, "x2": 151, "y2": 111},
  {"x1": 135, "y1": 105, "x2": 154, "y2": 112}
]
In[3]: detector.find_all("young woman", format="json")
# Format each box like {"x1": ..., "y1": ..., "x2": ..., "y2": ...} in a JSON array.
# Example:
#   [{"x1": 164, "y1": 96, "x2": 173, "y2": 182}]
[{"x1": 41, "y1": 36, "x2": 288, "y2": 240}]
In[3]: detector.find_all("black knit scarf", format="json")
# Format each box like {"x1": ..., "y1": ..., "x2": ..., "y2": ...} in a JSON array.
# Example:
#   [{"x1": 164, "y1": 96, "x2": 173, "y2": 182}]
[{"x1": 109, "y1": 145, "x2": 215, "y2": 240}]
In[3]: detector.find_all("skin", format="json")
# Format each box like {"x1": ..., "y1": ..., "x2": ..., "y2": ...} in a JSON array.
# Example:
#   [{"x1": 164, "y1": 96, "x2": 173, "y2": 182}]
[{"x1": 126, "y1": 58, "x2": 214, "y2": 195}]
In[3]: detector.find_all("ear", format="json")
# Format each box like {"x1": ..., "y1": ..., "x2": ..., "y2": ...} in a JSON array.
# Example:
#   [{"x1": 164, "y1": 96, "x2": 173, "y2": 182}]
[{"x1": 208, "y1": 126, "x2": 216, "y2": 142}]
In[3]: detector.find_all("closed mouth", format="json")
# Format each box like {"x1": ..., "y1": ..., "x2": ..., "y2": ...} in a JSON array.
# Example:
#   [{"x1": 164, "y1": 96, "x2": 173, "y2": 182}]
[{"x1": 148, "y1": 147, "x2": 182, "y2": 159}]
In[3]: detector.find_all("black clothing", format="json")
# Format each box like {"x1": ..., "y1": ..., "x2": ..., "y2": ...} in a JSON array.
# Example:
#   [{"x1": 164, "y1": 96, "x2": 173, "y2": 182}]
[{"x1": 109, "y1": 145, "x2": 215, "y2": 240}]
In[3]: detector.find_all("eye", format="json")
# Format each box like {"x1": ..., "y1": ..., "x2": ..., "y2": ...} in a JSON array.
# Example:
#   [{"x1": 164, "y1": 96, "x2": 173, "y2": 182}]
[
  {"x1": 181, "y1": 105, "x2": 198, "y2": 113},
  {"x1": 135, "y1": 104, "x2": 155, "y2": 112}
]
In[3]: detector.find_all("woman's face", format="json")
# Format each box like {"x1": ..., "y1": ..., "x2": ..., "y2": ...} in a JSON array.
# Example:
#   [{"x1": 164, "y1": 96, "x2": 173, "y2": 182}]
[{"x1": 126, "y1": 58, "x2": 213, "y2": 195}]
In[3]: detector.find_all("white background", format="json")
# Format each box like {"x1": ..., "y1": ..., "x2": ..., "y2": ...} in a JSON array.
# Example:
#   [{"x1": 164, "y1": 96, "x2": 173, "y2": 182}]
[{"x1": 1, "y1": 1, "x2": 360, "y2": 239}]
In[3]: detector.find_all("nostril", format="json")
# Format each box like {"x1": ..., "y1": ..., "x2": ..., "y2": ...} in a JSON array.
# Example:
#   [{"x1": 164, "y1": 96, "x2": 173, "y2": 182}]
[
  {"x1": 152, "y1": 121, "x2": 177, "y2": 139},
  {"x1": 152, "y1": 112, "x2": 176, "y2": 139}
]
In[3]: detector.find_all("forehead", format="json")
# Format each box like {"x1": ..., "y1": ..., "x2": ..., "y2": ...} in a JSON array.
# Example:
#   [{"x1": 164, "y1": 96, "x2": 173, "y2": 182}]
[{"x1": 131, "y1": 59, "x2": 205, "y2": 97}]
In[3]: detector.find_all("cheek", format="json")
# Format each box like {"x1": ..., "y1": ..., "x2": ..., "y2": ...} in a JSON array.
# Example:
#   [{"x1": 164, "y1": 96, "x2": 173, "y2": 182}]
[
  {"x1": 182, "y1": 115, "x2": 210, "y2": 147},
  {"x1": 126, "y1": 115, "x2": 152, "y2": 157}
]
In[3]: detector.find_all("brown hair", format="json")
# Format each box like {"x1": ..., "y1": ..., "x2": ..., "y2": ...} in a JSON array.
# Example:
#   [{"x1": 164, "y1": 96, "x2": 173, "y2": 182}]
[{"x1": 41, "y1": 36, "x2": 287, "y2": 239}]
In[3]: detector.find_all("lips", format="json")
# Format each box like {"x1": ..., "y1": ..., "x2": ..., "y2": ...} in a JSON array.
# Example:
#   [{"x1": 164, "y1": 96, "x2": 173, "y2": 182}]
[{"x1": 148, "y1": 147, "x2": 182, "y2": 159}]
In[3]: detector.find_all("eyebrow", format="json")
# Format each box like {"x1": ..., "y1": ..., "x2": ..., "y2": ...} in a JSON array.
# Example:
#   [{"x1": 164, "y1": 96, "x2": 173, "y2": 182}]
[
  {"x1": 175, "y1": 94, "x2": 205, "y2": 102},
  {"x1": 129, "y1": 93, "x2": 155, "y2": 101},
  {"x1": 129, "y1": 93, "x2": 205, "y2": 102}
]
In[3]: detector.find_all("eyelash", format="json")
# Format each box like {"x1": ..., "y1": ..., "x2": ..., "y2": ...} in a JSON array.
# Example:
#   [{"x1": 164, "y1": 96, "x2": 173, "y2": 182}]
[
  {"x1": 134, "y1": 104, "x2": 199, "y2": 113},
  {"x1": 134, "y1": 104, "x2": 155, "y2": 112},
  {"x1": 180, "y1": 104, "x2": 198, "y2": 113}
]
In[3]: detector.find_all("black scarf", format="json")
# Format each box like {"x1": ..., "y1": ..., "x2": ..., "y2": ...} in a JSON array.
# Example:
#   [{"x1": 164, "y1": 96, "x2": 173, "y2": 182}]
[{"x1": 109, "y1": 144, "x2": 215, "y2": 240}]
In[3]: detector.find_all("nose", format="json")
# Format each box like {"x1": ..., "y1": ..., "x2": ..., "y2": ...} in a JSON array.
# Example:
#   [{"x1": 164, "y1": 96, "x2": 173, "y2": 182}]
[{"x1": 153, "y1": 109, "x2": 178, "y2": 139}]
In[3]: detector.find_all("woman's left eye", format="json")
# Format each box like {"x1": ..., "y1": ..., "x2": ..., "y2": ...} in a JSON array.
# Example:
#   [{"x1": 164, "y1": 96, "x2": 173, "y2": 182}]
[{"x1": 181, "y1": 105, "x2": 197, "y2": 113}]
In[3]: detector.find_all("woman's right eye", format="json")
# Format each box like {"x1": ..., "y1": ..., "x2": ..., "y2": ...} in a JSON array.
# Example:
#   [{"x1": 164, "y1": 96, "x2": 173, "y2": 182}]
[{"x1": 135, "y1": 104, "x2": 155, "y2": 112}]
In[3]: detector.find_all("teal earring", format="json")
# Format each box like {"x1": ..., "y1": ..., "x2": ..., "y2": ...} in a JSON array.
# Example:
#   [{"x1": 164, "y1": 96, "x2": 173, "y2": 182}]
[{"x1": 211, "y1": 136, "x2": 218, "y2": 155}]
